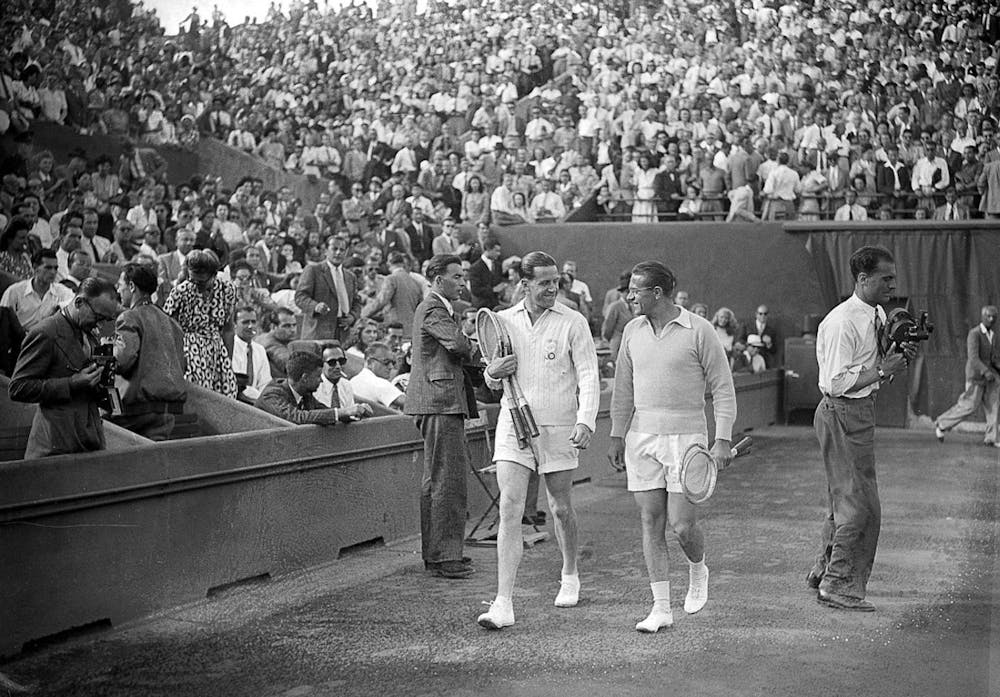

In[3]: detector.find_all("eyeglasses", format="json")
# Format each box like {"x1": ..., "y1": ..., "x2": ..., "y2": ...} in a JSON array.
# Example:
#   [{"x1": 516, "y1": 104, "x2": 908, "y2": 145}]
[
  {"x1": 84, "y1": 299, "x2": 116, "y2": 322},
  {"x1": 757, "y1": 311, "x2": 768, "y2": 315},
  {"x1": 370, "y1": 356, "x2": 394, "y2": 366},
  {"x1": 325, "y1": 357, "x2": 347, "y2": 366}
]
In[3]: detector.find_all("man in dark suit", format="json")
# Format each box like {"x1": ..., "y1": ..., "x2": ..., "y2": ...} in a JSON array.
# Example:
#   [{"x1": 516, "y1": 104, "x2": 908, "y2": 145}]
[
  {"x1": 369, "y1": 213, "x2": 411, "y2": 260},
  {"x1": 653, "y1": 154, "x2": 684, "y2": 218},
  {"x1": 875, "y1": 145, "x2": 912, "y2": 213},
  {"x1": 467, "y1": 236, "x2": 506, "y2": 309},
  {"x1": 295, "y1": 237, "x2": 361, "y2": 341},
  {"x1": 935, "y1": 305, "x2": 1000, "y2": 447},
  {"x1": 255, "y1": 351, "x2": 343, "y2": 425},
  {"x1": 739, "y1": 304, "x2": 780, "y2": 368},
  {"x1": 404, "y1": 254, "x2": 479, "y2": 579},
  {"x1": 403, "y1": 207, "x2": 434, "y2": 264},
  {"x1": 8, "y1": 277, "x2": 119, "y2": 459},
  {"x1": 157, "y1": 228, "x2": 196, "y2": 298}
]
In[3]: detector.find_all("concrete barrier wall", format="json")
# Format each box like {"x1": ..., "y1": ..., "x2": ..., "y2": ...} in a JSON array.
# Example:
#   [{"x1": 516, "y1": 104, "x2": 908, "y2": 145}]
[{"x1": 0, "y1": 373, "x2": 779, "y2": 656}]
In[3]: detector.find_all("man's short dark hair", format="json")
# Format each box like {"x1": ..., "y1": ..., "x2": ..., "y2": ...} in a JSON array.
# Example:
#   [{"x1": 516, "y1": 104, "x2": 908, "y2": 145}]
[
  {"x1": 426, "y1": 253, "x2": 461, "y2": 281},
  {"x1": 387, "y1": 251, "x2": 407, "y2": 266},
  {"x1": 31, "y1": 248, "x2": 57, "y2": 267},
  {"x1": 849, "y1": 245, "x2": 894, "y2": 281},
  {"x1": 520, "y1": 251, "x2": 557, "y2": 280},
  {"x1": 275, "y1": 307, "x2": 296, "y2": 320},
  {"x1": 123, "y1": 262, "x2": 157, "y2": 295},
  {"x1": 78, "y1": 276, "x2": 116, "y2": 299},
  {"x1": 386, "y1": 321, "x2": 403, "y2": 332},
  {"x1": 631, "y1": 261, "x2": 677, "y2": 297},
  {"x1": 286, "y1": 351, "x2": 323, "y2": 381}
]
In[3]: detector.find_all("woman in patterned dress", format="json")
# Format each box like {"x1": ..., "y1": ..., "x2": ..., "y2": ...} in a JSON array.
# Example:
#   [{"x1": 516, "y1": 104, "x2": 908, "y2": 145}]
[
  {"x1": 163, "y1": 250, "x2": 238, "y2": 398},
  {"x1": 0, "y1": 217, "x2": 34, "y2": 281}
]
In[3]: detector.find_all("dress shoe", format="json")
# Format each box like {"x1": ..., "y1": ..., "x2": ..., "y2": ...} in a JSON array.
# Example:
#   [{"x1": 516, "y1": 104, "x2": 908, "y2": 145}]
[
  {"x1": 806, "y1": 572, "x2": 822, "y2": 590},
  {"x1": 427, "y1": 560, "x2": 473, "y2": 579},
  {"x1": 934, "y1": 425, "x2": 945, "y2": 442},
  {"x1": 817, "y1": 591, "x2": 875, "y2": 612},
  {"x1": 424, "y1": 556, "x2": 472, "y2": 570},
  {"x1": 477, "y1": 598, "x2": 514, "y2": 630}
]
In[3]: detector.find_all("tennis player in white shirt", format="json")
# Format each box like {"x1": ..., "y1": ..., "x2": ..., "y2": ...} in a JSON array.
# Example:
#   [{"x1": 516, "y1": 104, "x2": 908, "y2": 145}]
[{"x1": 477, "y1": 251, "x2": 601, "y2": 630}]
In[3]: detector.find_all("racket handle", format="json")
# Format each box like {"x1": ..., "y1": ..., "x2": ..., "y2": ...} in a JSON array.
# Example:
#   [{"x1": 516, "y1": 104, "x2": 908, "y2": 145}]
[
  {"x1": 730, "y1": 436, "x2": 752, "y2": 457},
  {"x1": 505, "y1": 378, "x2": 531, "y2": 448},
  {"x1": 520, "y1": 404, "x2": 540, "y2": 437}
]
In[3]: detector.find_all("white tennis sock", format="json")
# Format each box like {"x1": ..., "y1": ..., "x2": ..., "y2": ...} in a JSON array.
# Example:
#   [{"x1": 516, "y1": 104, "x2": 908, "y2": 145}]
[
  {"x1": 688, "y1": 556, "x2": 708, "y2": 581},
  {"x1": 636, "y1": 581, "x2": 673, "y2": 632}
]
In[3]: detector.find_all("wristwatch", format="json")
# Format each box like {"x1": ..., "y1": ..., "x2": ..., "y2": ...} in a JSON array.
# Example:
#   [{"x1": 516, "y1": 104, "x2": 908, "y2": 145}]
[{"x1": 876, "y1": 366, "x2": 886, "y2": 381}]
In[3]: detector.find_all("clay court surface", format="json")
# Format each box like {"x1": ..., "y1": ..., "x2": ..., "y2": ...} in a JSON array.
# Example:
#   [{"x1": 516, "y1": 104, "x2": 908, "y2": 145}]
[{"x1": 4, "y1": 425, "x2": 997, "y2": 697}]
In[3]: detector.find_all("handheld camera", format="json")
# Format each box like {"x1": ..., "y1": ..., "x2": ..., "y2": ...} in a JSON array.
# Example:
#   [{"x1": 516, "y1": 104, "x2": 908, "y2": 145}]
[{"x1": 885, "y1": 308, "x2": 934, "y2": 351}]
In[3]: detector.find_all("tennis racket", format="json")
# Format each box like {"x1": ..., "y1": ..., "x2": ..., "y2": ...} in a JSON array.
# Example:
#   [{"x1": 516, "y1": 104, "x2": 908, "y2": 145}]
[
  {"x1": 475, "y1": 308, "x2": 533, "y2": 449},
  {"x1": 679, "y1": 436, "x2": 752, "y2": 505}
]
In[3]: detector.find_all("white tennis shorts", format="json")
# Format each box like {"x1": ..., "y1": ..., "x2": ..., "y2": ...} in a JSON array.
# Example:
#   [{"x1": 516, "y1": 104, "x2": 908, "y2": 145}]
[
  {"x1": 625, "y1": 431, "x2": 707, "y2": 493},
  {"x1": 493, "y1": 408, "x2": 578, "y2": 474}
]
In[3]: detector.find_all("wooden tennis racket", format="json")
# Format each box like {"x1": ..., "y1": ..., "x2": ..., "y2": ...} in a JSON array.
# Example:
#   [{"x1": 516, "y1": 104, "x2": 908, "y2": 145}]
[
  {"x1": 679, "y1": 436, "x2": 752, "y2": 504},
  {"x1": 475, "y1": 308, "x2": 536, "y2": 449}
]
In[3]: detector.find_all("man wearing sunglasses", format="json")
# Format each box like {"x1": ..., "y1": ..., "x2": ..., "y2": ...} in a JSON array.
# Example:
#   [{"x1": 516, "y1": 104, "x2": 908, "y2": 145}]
[
  {"x1": 9, "y1": 276, "x2": 119, "y2": 459},
  {"x1": 314, "y1": 342, "x2": 373, "y2": 420}
]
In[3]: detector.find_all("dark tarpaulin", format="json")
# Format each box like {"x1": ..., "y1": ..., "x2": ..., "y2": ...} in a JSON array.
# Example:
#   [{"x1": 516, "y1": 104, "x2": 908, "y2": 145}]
[{"x1": 801, "y1": 225, "x2": 1000, "y2": 419}]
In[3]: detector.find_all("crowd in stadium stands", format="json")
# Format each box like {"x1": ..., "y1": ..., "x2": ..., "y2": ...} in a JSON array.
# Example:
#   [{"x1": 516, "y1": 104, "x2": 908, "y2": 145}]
[
  {"x1": 0, "y1": 0, "x2": 999, "y2": 448},
  {"x1": 1, "y1": 0, "x2": 999, "y2": 226}
]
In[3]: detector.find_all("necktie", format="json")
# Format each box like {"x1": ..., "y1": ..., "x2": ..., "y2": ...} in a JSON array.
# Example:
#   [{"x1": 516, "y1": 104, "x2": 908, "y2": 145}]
[
  {"x1": 332, "y1": 264, "x2": 350, "y2": 317},
  {"x1": 875, "y1": 310, "x2": 886, "y2": 358},
  {"x1": 947, "y1": 205, "x2": 953, "y2": 220},
  {"x1": 848, "y1": 208, "x2": 853, "y2": 221},
  {"x1": 246, "y1": 343, "x2": 254, "y2": 385},
  {"x1": 328, "y1": 382, "x2": 340, "y2": 408}
]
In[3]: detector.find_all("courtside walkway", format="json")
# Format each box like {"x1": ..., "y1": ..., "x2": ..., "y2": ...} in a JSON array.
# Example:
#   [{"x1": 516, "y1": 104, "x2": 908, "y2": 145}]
[{"x1": 3, "y1": 426, "x2": 997, "y2": 697}]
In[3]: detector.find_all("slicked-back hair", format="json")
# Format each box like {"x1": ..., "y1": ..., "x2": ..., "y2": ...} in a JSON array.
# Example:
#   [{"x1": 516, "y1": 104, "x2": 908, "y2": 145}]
[
  {"x1": 630, "y1": 261, "x2": 677, "y2": 298},
  {"x1": 849, "y1": 245, "x2": 894, "y2": 281},
  {"x1": 425, "y1": 253, "x2": 461, "y2": 282},
  {"x1": 520, "y1": 251, "x2": 557, "y2": 280}
]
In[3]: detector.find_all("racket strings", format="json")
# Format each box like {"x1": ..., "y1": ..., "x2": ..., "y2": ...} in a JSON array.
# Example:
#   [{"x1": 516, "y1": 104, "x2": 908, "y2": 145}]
[
  {"x1": 475, "y1": 315, "x2": 503, "y2": 362},
  {"x1": 681, "y1": 448, "x2": 717, "y2": 503}
]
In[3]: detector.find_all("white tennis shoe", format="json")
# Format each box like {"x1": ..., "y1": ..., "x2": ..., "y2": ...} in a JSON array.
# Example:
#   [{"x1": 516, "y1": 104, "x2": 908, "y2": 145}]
[
  {"x1": 477, "y1": 598, "x2": 514, "y2": 630},
  {"x1": 636, "y1": 606, "x2": 674, "y2": 633},
  {"x1": 554, "y1": 574, "x2": 580, "y2": 607},
  {"x1": 684, "y1": 566, "x2": 709, "y2": 614}
]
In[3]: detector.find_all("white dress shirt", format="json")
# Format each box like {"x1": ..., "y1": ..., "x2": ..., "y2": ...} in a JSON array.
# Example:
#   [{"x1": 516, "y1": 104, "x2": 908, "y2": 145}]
[
  {"x1": 315, "y1": 375, "x2": 357, "y2": 408},
  {"x1": 816, "y1": 293, "x2": 885, "y2": 398},
  {"x1": 350, "y1": 367, "x2": 403, "y2": 408},
  {"x1": 0, "y1": 279, "x2": 74, "y2": 331},
  {"x1": 232, "y1": 335, "x2": 272, "y2": 400}
]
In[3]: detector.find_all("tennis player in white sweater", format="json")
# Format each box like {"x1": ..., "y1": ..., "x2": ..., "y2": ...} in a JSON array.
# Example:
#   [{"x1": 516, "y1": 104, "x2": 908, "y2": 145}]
[
  {"x1": 608, "y1": 260, "x2": 737, "y2": 632},
  {"x1": 477, "y1": 251, "x2": 601, "y2": 631}
]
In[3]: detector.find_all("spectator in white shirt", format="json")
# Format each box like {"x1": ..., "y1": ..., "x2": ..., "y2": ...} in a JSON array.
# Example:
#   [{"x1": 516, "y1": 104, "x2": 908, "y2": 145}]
[
  {"x1": 349, "y1": 341, "x2": 406, "y2": 411},
  {"x1": 762, "y1": 152, "x2": 801, "y2": 220},
  {"x1": 911, "y1": 141, "x2": 950, "y2": 208},
  {"x1": 231, "y1": 305, "x2": 272, "y2": 403},
  {"x1": 314, "y1": 343, "x2": 374, "y2": 419},
  {"x1": 529, "y1": 179, "x2": 566, "y2": 222},
  {"x1": 834, "y1": 189, "x2": 869, "y2": 221},
  {"x1": 0, "y1": 249, "x2": 74, "y2": 331}
]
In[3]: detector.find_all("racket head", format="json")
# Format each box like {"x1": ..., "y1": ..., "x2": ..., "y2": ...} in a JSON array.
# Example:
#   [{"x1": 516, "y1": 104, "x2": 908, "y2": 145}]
[
  {"x1": 475, "y1": 308, "x2": 505, "y2": 362},
  {"x1": 680, "y1": 443, "x2": 718, "y2": 504}
]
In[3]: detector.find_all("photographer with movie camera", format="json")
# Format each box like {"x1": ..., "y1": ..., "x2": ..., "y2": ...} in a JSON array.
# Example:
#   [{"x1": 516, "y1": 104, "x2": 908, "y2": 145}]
[
  {"x1": 111, "y1": 263, "x2": 187, "y2": 441},
  {"x1": 8, "y1": 277, "x2": 120, "y2": 459}
]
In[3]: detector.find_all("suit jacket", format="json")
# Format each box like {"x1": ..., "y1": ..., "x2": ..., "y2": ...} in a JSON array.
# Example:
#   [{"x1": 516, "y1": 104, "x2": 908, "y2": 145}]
[
  {"x1": 295, "y1": 261, "x2": 361, "y2": 341},
  {"x1": 739, "y1": 320, "x2": 780, "y2": 368},
  {"x1": 875, "y1": 161, "x2": 912, "y2": 196},
  {"x1": 467, "y1": 258, "x2": 505, "y2": 309},
  {"x1": 157, "y1": 251, "x2": 184, "y2": 286},
  {"x1": 653, "y1": 170, "x2": 683, "y2": 214},
  {"x1": 978, "y1": 160, "x2": 1000, "y2": 215},
  {"x1": 404, "y1": 221, "x2": 434, "y2": 262},
  {"x1": 8, "y1": 311, "x2": 105, "y2": 458},
  {"x1": 404, "y1": 294, "x2": 477, "y2": 417},
  {"x1": 965, "y1": 325, "x2": 1000, "y2": 383},
  {"x1": 371, "y1": 229, "x2": 411, "y2": 260},
  {"x1": 255, "y1": 379, "x2": 340, "y2": 424}
]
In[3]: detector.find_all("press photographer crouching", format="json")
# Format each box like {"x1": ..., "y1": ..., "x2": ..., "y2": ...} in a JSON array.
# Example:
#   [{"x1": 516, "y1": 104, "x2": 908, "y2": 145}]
[
  {"x1": 8, "y1": 277, "x2": 119, "y2": 459},
  {"x1": 111, "y1": 263, "x2": 187, "y2": 441}
]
